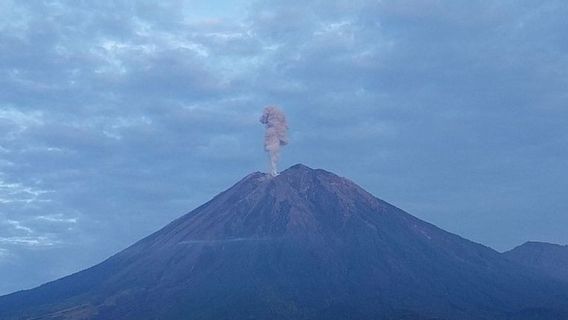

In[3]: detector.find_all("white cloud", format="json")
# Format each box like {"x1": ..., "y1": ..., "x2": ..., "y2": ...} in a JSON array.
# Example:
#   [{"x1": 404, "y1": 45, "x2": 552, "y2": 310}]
[
  {"x1": 0, "y1": 108, "x2": 44, "y2": 137},
  {"x1": 0, "y1": 236, "x2": 59, "y2": 247},
  {"x1": 4, "y1": 219, "x2": 33, "y2": 234},
  {"x1": 0, "y1": 178, "x2": 51, "y2": 205},
  {"x1": 35, "y1": 214, "x2": 78, "y2": 224}
]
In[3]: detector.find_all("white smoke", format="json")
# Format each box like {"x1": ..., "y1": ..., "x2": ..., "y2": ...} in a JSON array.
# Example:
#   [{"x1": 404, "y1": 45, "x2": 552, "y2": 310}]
[{"x1": 259, "y1": 106, "x2": 288, "y2": 176}]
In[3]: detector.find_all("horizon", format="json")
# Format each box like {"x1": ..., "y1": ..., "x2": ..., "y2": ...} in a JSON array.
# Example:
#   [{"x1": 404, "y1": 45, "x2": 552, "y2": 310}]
[{"x1": 1, "y1": 1, "x2": 567, "y2": 297}]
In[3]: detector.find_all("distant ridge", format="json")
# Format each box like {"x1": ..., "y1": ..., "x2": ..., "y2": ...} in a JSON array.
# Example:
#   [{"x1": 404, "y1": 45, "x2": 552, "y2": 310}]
[{"x1": 504, "y1": 241, "x2": 568, "y2": 283}]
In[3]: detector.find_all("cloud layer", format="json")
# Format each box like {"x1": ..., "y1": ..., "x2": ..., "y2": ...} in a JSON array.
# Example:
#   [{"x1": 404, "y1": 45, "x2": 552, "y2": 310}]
[{"x1": 0, "y1": 0, "x2": 567, "y2": 295}]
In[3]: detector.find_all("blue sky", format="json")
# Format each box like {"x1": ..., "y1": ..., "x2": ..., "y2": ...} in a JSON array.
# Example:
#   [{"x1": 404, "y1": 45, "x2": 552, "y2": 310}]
[{"x1": 0, "y1": 0, "x2": 567, "y2": 295}]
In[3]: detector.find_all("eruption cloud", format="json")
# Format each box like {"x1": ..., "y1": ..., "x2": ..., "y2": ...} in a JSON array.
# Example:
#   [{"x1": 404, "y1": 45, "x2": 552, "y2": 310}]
[{"x1": 260, "y1": 106, "x2": 288, "y2": 176}]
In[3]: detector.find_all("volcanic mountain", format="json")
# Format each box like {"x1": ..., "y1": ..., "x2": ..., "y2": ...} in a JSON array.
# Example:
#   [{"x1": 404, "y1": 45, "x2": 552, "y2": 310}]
[
  {"x1": 504, "y1": 241, "x2": 568, "y2": 283},
  {"x1": 1, "y1": 164, "x2": 568, "y2": 320}
]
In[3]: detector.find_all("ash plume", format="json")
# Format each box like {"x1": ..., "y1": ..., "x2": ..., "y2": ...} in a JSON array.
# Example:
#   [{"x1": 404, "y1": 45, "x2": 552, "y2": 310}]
[{"x1": 259, "y1": 106, "x2": 288, "y2": 176}]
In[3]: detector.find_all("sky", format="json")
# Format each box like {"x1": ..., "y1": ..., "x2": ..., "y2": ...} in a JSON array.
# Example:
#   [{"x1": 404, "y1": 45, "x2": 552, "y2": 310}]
[{"x1": 0, "y1": 0, "x2": 567, "y2": 295}]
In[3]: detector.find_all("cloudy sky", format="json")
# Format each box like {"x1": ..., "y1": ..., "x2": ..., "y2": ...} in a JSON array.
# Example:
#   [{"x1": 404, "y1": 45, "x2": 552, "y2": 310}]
[{"x1": 1, "y1": 0, "x2": 567, "y2": 295}]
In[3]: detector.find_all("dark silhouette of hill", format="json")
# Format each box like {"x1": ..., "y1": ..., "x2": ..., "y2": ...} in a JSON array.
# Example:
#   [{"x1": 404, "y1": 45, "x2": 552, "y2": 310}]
[
  {"x1": 504, "y1": 241, "x2": 568, "y2": 283},
  {"x1": 1, "y1": 164, "x2": 567, "y2": 319}
]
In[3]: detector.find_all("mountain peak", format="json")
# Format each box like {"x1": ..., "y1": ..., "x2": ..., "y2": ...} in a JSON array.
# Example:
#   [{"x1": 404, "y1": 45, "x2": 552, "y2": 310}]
[
  {"x1": 236, "y1": 164, "x2": 356, "y2": 202},
  {"x1": 274, "y1": 163, "x2": 333, "y2": 180},
  {"x1": 504, "y1": 241, "x2": 568, "y2": 283},
  {"x1": 208, "y1": 163, "x2": 377, "y2": 237},
  {"x1": 238, "y1": 164, "x2": 326, "y2": 185},
  {"x1": 282, "y1": 163, "x2": 316, "y2": 173}
]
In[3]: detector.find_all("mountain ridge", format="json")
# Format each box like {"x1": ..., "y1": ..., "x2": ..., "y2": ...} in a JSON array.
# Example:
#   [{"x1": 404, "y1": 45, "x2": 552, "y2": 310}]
[
  {"x1": 503, "y1": 241, "x2": 568, "y2": 283},
  {"x1": 1, "y1": 164, "x2": 567, "y2": 320}
]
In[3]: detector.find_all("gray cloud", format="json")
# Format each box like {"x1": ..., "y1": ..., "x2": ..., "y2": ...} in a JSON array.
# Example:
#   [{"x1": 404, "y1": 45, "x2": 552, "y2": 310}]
[{"x1": 0, "y1": 0, "x2": 567, "y2": 295}]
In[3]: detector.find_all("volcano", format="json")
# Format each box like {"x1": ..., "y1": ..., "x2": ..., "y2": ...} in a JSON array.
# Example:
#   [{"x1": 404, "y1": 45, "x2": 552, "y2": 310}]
[{"x1": 1, "y1": 164, "x2": 567, "y2": 320}]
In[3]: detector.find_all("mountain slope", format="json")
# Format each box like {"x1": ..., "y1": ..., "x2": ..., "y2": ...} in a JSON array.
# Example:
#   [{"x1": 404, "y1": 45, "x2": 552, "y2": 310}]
[
  {"x1": 504, "y1": 241, "x2": 568, "y2": 283},
  {"x1": 1, "y1": 164, "x2": 567, "y2": 320}
]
